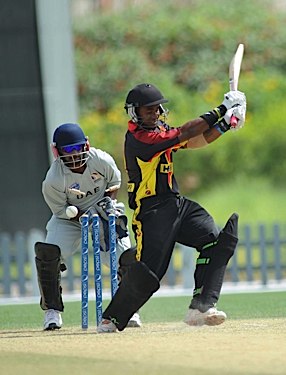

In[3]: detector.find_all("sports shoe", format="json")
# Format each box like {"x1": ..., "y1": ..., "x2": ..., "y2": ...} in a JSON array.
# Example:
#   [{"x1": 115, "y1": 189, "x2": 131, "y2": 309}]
[
  {"x1": 43, "y1": 309, "x2": 62, "y2": 330},
  {"x1": 97, "y1": 319, "x2": 117, "y2": 333},
  {"x1": 127, "y1": 312, "x2": 142, "y2": 328},
  {"x1": 184, "y1": 307, "x2": 227, "y2": 327}
]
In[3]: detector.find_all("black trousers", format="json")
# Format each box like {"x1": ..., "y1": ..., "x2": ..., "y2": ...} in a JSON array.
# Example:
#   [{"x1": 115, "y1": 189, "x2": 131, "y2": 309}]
[{"x1": 132, "y1": 194, "x2": 219, "y2": 281}]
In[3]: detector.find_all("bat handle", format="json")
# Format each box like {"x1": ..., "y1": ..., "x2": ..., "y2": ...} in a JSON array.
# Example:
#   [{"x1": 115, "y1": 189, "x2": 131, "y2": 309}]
[{"x1": 230, "y1": 115, "x2": 238, "y2": 128}]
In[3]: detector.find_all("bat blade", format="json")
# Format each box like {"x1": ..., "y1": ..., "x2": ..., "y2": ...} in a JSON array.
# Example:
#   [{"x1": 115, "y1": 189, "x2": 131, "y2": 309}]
[
  {"x1": 229, "y1": 43, "x2": 244, "y2": 91},
  {"x1": 229, "y1": 43, "x2": 244, "y2": 127}
]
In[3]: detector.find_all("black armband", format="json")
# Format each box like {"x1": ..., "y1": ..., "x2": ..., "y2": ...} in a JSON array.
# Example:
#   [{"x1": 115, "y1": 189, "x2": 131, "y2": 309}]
[{"x1": 200, "y1": 104, "x2": 226, "y2": 128}]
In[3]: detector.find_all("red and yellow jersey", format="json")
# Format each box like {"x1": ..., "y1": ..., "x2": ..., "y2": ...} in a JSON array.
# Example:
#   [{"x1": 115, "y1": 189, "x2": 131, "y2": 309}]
[{"x1": 124, "y1": 120, "x2": 187, "y2": 209}]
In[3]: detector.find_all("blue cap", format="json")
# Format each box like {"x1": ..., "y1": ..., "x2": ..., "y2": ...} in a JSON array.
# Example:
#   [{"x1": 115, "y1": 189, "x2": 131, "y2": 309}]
[{"x1": 53, "y1": 123, "x2": 87, "y2": 148}]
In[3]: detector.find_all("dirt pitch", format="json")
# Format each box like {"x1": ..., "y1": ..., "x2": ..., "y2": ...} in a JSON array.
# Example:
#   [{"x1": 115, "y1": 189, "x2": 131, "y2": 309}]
[{"x1": 0, "y1": 318, "x2": 285, "y2": 375}]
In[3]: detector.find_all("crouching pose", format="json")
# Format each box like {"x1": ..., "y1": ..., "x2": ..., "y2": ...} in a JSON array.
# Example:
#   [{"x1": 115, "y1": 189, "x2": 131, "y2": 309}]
[
  {"x1": 35, "y1": 123, "x2": 141, "y2": 330},
  {"x1": 97, "y1": 83, "x2": 246, "y2": 333}
]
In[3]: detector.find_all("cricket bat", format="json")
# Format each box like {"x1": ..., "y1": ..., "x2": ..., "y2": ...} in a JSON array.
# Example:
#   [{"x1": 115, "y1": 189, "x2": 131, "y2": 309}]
[{"x1": 229, "y1": 43, "x2": 244, "y2": 127}]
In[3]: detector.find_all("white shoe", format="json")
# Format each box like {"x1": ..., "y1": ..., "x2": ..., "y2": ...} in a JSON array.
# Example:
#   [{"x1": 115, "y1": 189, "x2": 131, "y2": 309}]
[
  {"x1": 184, "y1": 307, "x2": 226, "y2": 327},
  {"x1": 127, "y1": 312, "x2": 142, "y2": 328},
  {"x1": 97, "y1": 319, "x2": 117, "y2": 333},
  {"x1": 43, "y1": 309, "x2": 62, "y2": 330}
]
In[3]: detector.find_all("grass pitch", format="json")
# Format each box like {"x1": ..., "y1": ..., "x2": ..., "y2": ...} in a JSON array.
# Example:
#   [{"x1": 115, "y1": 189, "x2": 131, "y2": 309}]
[{"x1": 0, "y1": 292, "x2": 285, "y2": 375}]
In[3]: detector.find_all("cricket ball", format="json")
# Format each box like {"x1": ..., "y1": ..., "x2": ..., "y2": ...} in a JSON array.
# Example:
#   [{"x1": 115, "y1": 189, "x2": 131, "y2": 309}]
[{"x1": 66, "y1": 205, "x2": 78, "y2": 218}]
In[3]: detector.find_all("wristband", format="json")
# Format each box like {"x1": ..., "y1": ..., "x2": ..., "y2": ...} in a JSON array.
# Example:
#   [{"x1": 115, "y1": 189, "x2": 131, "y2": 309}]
[
  {"x1": 214, "y1": 119, "x2": 230, "y2": 134},
  {"x1": 200, "y1": 104, "x2": 226, "y2": 128}
]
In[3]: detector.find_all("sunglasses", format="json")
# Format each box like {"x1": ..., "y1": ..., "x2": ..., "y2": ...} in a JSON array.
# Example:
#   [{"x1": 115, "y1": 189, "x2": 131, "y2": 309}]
[{"x1": 61, "y1": 144, "x2": 83, "y2": 153}]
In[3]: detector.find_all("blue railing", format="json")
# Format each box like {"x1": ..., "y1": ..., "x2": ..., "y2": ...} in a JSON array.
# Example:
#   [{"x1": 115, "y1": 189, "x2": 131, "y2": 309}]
[{"x1": 0, "y1": 223, "x2": 286, "y2": 297}]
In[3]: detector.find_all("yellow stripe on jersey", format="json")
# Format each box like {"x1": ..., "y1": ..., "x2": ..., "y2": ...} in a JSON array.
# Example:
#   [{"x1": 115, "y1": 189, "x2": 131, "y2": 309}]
[
  {"x1": 136, "y1": 155, "x2": 161, "y2": 199},
  {"x1": 132, "y1": 154, "x2": 162, "y2": 261},
  {"x1": 132, "y1": 203, "x2": 143, "y2": 261}
]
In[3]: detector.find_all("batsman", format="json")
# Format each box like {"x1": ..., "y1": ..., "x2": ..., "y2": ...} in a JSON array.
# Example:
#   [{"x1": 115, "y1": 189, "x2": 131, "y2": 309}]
[{"x1": 97, "y1": 82, "x2": 247, "y2": 333}]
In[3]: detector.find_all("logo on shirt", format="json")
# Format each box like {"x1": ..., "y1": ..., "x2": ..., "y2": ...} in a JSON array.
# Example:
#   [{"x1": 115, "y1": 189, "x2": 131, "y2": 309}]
[
  {"x1": 69, "y1": 182, "x2": 80, "y2": 191},
  {"x1": 127, "y1": 183, "x2": 135, "y2": 192},
  {"x1": 160, "y1": 163, "x2": 173, "y2": 173}
]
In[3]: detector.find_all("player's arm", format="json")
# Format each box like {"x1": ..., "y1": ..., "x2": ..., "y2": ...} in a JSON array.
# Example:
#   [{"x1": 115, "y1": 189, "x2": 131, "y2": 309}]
[
  {"x1": 42, "y1": 180, "x2": 70, "y2": 219},
  {"x1": 185, "y1": 129, "x2": 219, "y2": 149},
  {"x1": 185, "y1": 117, "x2": 228, "y2": 149},
  {"x1": 178, "y1": 117, "x2": 209, "y2": 143},
  {"x1": 105, "y1": 184, "x2": 120, "y2": 200},
  {"x1": 97, "y1": 150, "x2": 121, "y2": 199},
  {"x1": 178, "y1": 90, "x2": 246, "y2": 144},
  {"x1": 186, "y1": 104, "x2": 246, "y2": 149},
  {"x1": 42, "y1": 181, "x2": 85, "y2": 222}
]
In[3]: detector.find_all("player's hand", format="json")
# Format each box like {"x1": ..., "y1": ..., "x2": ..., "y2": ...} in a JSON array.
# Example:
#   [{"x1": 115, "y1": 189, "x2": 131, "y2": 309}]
[
  {"x1": 228, "y1": 104, "x2": 246, "y2": 131},
  {"x1": 114, "y1": 201, "x2": 125, "y2": 215},
  {"x1": 222, "y1": 90, "x2": 246, "y2": 110},
  {"x1": 95, "y1": 196, "x2": 122, "y2": 220},
  {"x1": 214, "y1": 104, "x2": 246, "y2": 134}
]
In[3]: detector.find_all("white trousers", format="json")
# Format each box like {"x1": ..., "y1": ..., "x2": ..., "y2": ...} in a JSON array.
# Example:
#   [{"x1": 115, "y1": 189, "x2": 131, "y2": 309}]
[{"x1": 45, "y1": 215, "x2": 131, "y2": 267}]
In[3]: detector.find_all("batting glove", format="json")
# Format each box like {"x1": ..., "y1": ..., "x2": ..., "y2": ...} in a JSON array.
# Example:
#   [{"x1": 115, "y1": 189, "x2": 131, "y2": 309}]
[
  {"x1": 222, "y1": 90, "x2": 246, "y2": 111},
  {"x1": 214, "y1": 104, "x2": 246, "y2": 134},
  {"x1": 229, "y1": 104, "x2": 246, "y2": 132}
]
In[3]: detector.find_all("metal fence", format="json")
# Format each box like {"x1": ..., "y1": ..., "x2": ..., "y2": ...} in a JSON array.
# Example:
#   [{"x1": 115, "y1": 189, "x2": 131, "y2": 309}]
[{"x1": 1, "y1": 223, "x2": 286, "y2": 297}]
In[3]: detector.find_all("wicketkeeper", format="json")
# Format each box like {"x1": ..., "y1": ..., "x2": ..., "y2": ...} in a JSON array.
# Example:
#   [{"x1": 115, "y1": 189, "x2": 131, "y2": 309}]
[
  {"x1": 35, "y1": 123, "x2": 142, "y2": 330},
  {"x1": 97, "y1": 83, "x2": 246, "y2": 333}
]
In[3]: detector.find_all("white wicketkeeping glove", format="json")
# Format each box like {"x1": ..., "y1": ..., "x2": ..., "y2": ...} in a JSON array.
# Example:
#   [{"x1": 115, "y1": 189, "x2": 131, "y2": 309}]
[
  {"x1": 222, "y1": 90, "x2": 246, "y2": 110},
  {"x1": 95, "y1": 196, "x2": 124, "y2": 221},
  {"x1": 95, "y1": 196, "x2": 117, "y2": 221}
]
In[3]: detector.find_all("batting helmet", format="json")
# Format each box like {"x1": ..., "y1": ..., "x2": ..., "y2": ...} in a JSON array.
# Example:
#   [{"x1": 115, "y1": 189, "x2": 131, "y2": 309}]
[
  {"x1": 51, "y1": 123, "x2": 90, "y2": 169},
  {"x1": 52, "y1": 123, "x2": 87, "y2": 148},
  {"x1": 124, "y1": 83, "x2": 168, "y2": 123}
]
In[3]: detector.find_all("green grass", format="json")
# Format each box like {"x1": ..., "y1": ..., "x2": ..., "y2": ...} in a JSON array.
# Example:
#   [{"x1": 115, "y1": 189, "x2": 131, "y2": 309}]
[
  {"x1": 0, "y1": 291, "x2": 284, "y2": 330},
  {"x1": 191, "y1": 177, "x2": 286, "y2": 225},
  {"x1": 1, "y1": 292, "x2": 285, "y2": 375}
]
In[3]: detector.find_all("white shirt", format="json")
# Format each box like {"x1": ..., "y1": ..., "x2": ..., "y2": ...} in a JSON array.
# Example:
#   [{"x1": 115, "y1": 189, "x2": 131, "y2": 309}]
[{"x1": 42, "y1": 147, "x2": 121, "y2": 220}]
